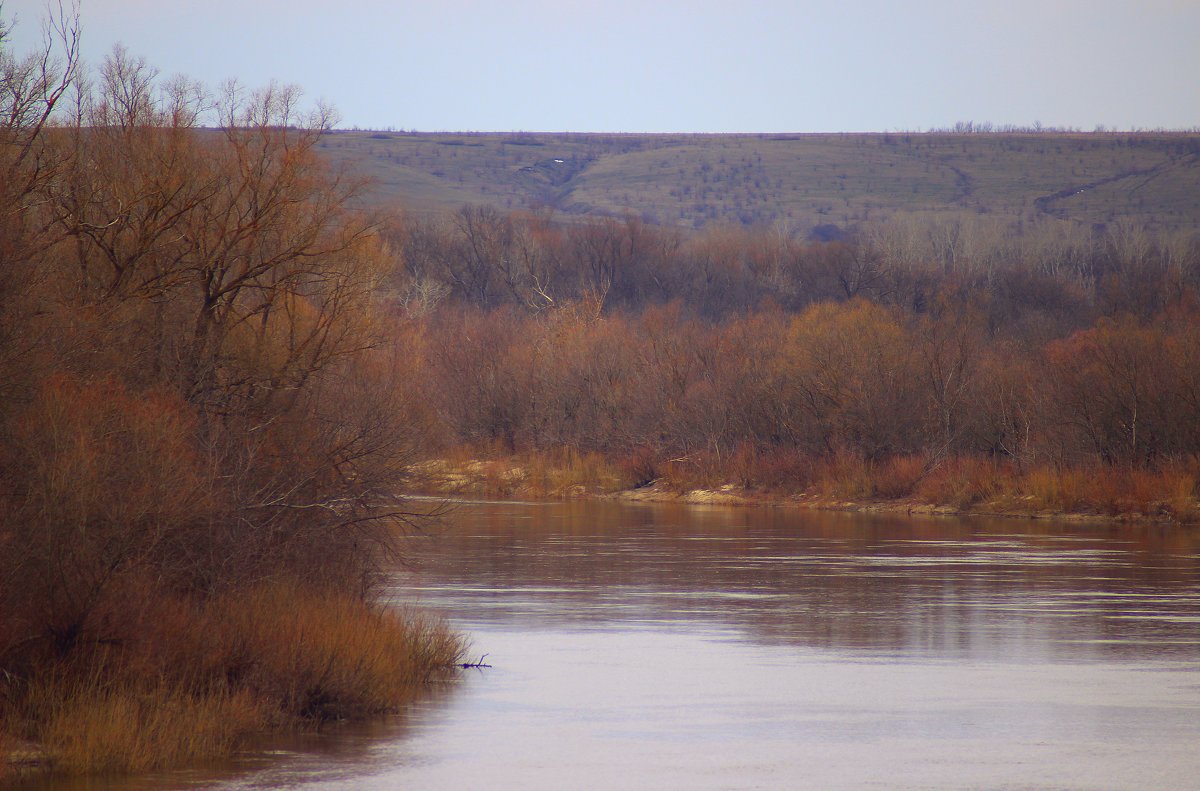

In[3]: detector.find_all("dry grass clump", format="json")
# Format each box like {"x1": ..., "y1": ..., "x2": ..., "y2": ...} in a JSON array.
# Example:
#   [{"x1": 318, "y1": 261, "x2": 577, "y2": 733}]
[
  {"x1": 725, "y1": 445, "x2": 817, "y2": 492},
  {"x1": 1004, "y1": 461, "x2": 1198, "y2": 520},
  {"x1": 814, "y1": 448, "x2": 876, "y2": 500},
  {"x1": 1164, "y1": 468, "x2": 1199, "y2": 522},
  {"x1": 1, "y1": 581, "x2": 464, "y2": 776},
  {"x1": 872, "y1": 454, "x2": 927, "y2": 499},
  {"x1": 1022, "y1": 465, "x2": 1090, "y2": 512},
  {"x1": 1098, "y1": 464, "x2": 1199, "y2": 520},
  {"x1": 196, "y1": 582, "x2": 465, "y2": 720},
  {"x1": 28, "y1": 678, "x2": 265, "y2": 775},
  {"x1": 916, "y1": 457, "x2": 1011, "y2": 509},
  {"x1": 525, "y1": 447, "x2": 623, "y2": 496}
]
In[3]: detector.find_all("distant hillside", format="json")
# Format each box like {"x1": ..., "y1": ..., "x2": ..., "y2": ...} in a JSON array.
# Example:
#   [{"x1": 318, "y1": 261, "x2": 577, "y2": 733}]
[{"x1": 317, "y1": 131, "x2": 1200, "y2": 233}]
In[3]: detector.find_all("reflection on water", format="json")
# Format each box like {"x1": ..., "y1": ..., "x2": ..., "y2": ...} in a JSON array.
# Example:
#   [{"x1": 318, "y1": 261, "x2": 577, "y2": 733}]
[
  {"x1": 23, "y1": 501, "x2": 1200, "y2": 790},
  {"x1": 404, "y1": 502, "x2": 1200, "y2": 662}
]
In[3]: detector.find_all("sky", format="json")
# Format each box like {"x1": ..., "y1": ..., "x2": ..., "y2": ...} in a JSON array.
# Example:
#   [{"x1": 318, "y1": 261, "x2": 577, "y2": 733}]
[{"x1": 5, "y1": 0, "x2": 1199, "y2": 132}]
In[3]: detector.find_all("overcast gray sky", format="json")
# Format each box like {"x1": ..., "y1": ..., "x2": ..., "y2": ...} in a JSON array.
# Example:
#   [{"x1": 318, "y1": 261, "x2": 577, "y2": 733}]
[{"x1": 6, "y1": 0, "x2": 1199, "y2": 132}]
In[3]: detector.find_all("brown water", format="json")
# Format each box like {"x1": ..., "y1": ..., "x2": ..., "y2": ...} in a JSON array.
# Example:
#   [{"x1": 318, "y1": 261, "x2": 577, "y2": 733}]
[{"x1": 25, "y1": 500, "x2": 1200, "y2": 790}]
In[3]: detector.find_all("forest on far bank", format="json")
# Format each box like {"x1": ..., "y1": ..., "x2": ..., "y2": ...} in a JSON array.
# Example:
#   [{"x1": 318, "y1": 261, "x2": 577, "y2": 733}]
[{"x1": 381, "y1": 204, "x2": 1200, "y2": 518}]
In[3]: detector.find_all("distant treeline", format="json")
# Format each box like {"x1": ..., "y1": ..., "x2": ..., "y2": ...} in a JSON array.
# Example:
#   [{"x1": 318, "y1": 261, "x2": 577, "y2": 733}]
[
  {"x1": 395, "y1": 206, "x2": 1199, "y2": 324},
  {"x1": 387, "y1": 205, "x2": 1200, "y2": 478}
]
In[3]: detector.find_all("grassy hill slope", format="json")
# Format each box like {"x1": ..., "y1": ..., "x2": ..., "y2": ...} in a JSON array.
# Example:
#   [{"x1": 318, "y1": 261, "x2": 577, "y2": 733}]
[{"x1": 317, "y1": 131, "x2": 1200, "y2": 232}]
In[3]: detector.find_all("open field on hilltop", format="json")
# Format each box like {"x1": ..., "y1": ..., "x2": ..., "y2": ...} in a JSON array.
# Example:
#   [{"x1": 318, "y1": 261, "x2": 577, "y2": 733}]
[{"x1": 317, "y1": 131, "x2": 1200, "y2": 232}]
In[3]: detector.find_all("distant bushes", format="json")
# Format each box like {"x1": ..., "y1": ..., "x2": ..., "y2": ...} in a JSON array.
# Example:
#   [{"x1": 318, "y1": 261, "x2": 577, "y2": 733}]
[
  {"x1": 389, "y1": 201, "x2": 1200, "y2": 519},
  {"x1": 386, "y1": 284, "x2": 1200, "y2": 520},
  {"x1": 392, "y1": 202, "x2": 1199, "y2": 323},
  {"x1": 400, "y1": 298, "x2": 1200, "y2": 469}
]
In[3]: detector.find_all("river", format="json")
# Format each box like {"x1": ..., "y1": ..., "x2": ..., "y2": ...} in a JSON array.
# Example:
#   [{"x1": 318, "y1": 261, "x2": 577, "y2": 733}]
[{"x1": 28, "y1": 500, "x2": 1200, "y2": 790}]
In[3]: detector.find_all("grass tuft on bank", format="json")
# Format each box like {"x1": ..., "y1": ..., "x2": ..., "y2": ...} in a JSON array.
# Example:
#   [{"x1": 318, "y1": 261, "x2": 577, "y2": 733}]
[{"x1": 1, "y1": 581, "x2": 464, "y2": 776}]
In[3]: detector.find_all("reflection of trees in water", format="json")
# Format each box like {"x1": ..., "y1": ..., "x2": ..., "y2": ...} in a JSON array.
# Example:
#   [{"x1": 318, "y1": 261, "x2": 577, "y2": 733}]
[{"x1": 407, "y1": 503, "x2": 1200, "y2": 660}]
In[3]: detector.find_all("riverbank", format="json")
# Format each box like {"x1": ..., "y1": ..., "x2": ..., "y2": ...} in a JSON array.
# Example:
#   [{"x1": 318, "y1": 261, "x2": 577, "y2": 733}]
[
  {"x1": 1, "y1": 582, "x2": 464, "y2": 782},
  {"x1": 405, "y1": 451, "x2": 1199, "y2": 525},
  {"x1": 609, "y1": 483, "x2": 1163, "y2": 524}
]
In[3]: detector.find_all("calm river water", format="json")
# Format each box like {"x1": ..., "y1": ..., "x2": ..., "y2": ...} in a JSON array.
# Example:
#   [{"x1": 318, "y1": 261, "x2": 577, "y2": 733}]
[{"x1": 31, "y1": 500, "x2": 1200, "y2": 790}]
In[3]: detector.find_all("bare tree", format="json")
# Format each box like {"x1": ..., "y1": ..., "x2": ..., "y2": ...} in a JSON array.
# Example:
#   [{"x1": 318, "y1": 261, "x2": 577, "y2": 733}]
[{"x1": 0, "y1": 1, "x2": 79, "y2": 399}]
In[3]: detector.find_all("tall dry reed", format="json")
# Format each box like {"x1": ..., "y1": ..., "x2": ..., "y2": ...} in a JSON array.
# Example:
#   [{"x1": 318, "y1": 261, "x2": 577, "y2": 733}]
[
  {"x1": 2, "y1": 581, "x2": 464, "y2": 776},
  {"x1": 195, "y1": 582, "x2": 465, "y2": 720},
  {"x1": 27, "y1": 677, "x2": 266, "y2": 775}
]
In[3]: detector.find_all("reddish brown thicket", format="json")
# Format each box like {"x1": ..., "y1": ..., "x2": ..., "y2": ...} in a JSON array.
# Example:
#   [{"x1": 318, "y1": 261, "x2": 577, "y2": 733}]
[
  {"x1": 408, "y1": 293, "x2": 1200, "y2": 504},
  {"x1": 394, "y1": 200, "x2": 1200, "y2": 515},
  {"x1": 2, "y1": 375, "x2": 206, "y2": 660},
  {"x1": 0, "y1": 24, "x2": 455, "y2": 767}
]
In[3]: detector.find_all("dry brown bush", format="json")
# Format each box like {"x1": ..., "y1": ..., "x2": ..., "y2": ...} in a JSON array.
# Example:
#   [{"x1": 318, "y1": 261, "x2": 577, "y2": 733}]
[{"x1": 0, "y1": 16, "x2": 457, "y2": 777}]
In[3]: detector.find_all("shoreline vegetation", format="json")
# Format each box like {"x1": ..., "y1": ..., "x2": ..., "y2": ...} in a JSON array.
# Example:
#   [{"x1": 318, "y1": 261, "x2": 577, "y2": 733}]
[
  {"x1": 405, "y1": 450, "x2": 1199, "y2": 525},
  {"x1": 2, "y1": 585, "x2": 463, "y2": 778}
]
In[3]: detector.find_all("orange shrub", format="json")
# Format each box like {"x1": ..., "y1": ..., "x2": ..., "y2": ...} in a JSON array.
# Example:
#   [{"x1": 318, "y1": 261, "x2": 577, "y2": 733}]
[
  {"x1": 874, "y1": 454, "x2": 927, "y2": 499},
  {"x1": 1082, "y1": 464, "x2": 1199, "y2": 519},
  {"x1": 814, "y1": 447, "x2": 875, "y2": 500},
  {"x1": 722, "y1": 445, "x2": 816, "y2": 492},
  {"x1": 916, "y1": 457, "x2": 1010, "y2": 509},
  {"x1": 1166, "y1": 471, "x2": 1198, "y2": 522},
  {"x1": 1022, "y1": 465, "x2": 1091, "y2": 512}
]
